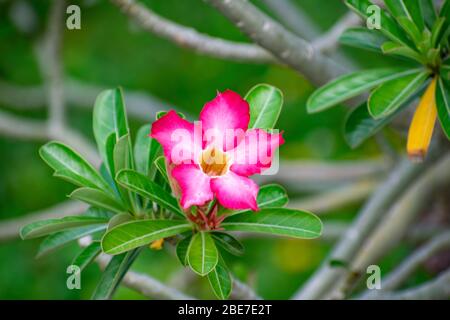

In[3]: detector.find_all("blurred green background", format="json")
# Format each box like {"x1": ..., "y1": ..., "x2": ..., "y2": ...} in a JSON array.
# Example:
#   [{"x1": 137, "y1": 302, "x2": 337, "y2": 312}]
[{"x1": 0, "y1": 0, "x2": 427, "y2": 299}]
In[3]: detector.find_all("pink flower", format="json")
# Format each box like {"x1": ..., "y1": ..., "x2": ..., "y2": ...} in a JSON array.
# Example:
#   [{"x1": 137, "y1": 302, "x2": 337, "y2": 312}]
[{"x1": 151, "y1": 90, "x2": 284, "y2": 211}]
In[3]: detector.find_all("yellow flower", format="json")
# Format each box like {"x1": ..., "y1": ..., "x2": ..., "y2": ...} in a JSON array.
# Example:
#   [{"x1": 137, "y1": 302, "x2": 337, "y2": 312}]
[
  {"x1": 149, "y1": 238, "x2": 164, "y2": 250},
  {"x1": 407, "y1": 77, "x2": 437, "y2": 162}
]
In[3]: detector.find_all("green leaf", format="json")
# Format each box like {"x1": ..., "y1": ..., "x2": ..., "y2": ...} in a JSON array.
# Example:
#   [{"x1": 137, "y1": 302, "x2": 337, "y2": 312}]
[
  {"x1": 431, "y1": 17, "x2": 447, "y2": 47},
  {"x1": 436, "y1": 77, "x2": 450, "y2": 139},
  {"x1": 211, "y1": 232, "x2": 244, "y2": 256},
  {"x1": 154, "y1": 156, "x2": 169, "y2": 183},
  {"x1": 70, "y1": 188, "x2": 126, "y2": 214},
  {"x1": 307, "y1": 68, "x2": 415, "y2": 113},
  {"x1": 345, "y1": 0, "x2": 413, "y2": 47},
  {"x1": 245, "y1": 84, "x2": 283, "y2": 129},
  {"x1": 344, "y1": 102, "x2": 409, "y2": 148},
  {"x1": 231, "y1": 184, "x2": 288, "y2": 215},
  {"x1": 92, "y1": 248, "x2": 141, "y2": 300},
  {"x1": 39, "y1": 142, "x2": 111, "y2": 191},
  {"x1": 107, "y1": 213, "x2": 133, "y2": 230},
  {"x1": 385, "y1": 0, "x2": 425, "y2": 31},
  {"x1": 339, "y1": 27, "x2": 388, "y2": 52},
  {"x1": 381, "y1": 41, "x2": 425, "y2": 63},
  {"x1": 176, "y1": 234, "x2": 192, "y2": 266},
  {"x1": 134, "y1": 124, "x2": 161, "y2": 176},
  {"x1": 156, "y1": 110, "x2": 186, "y2": 120},
  {"x1": 20, "y1": 215, "x2": 109, "y2": 239},
  {"x1": 105, "y1": 133, "x2": 116, "y2": 178},
  {"x1": 187, "y1": 232, "x2": 219, "y2": 276},
  {"x1": 114, "y1": 134, "x2": 136, "y2": 211},
  {"x1": 93, "y1": 88, "x2": 129, "y2": 174},
  {"x1": 368, "y1": 70, "x2": 429, "y2": 118},
  {"x1": 222, "y1": 208, "x2": 322, "y2": 239},
  {"x1": 101, "y1": 220, "x2": 191, "y2": 255},
  {"x1": 207, "y1": 256, "x2": 232, "y2": 300},
  {"x1": 396, "y1": 16, "x2": 423, "y2": 44},
  {"x1": 116, "y1": 169, "x2": 184, "y2": 217},
  {"x1": 37, "y1": 225, "x2": 106, "y2": 258},
  {"x1": 72, "y1": 241, "x2": 102, "y2": 271},
  {"x1": 420, "y1": 0, "x2": 437, "y2": 29}
]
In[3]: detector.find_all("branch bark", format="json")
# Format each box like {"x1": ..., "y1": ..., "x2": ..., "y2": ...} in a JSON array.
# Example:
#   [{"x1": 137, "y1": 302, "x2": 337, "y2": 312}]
[
  {"x1": 203, "y1": 0, "x2": 346, "y2": 85},
  {"x1": 110, "y1": 0, "x2": 275, "y2": 63},
  {"x1": 0, "y1": 201, "x2": 87, "y2": 242},
  {"x1": 370, "y1": 268, "x2": 450, "y2": 300},
  {"x1": 292, "y1": 157, "x2": 431, "y2": 300},
  {"x1": 360, "y1": 231, "x2": 450, "y2": 299}
]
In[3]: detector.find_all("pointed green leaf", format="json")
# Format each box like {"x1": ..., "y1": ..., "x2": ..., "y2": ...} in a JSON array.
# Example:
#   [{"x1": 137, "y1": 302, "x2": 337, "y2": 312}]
[
  {"x1": 116, "y1": 169, "x2": 184, "y2": 217},
  {"x1": 39, "y1": 142, "x2": 111, "y2": 191},
  {"x1": 176, "y1": 234, "x2": 192, "y2": 266},
  {"x1": 107, "y1": 213, "x2": 133, "y2": 230},
  {"x1": 154, "y1": 156, "x2": 169, "y2": 183},
  {"x1": 92, "y1": 248, "x2": 141, "y2": 300},
  {"x1": 381, "y1": 41, "x2": 425, "y2": 63},
  {"x1": 431, "y1": 17, "x2": 447, "y2": 47},
  {"x1": 245, "y1": 84, "x2": 283, "y2": 129},
  {"x1": 339, "y1": 27, "x2": 388, "y2": 52},
  {"x1": 72, "y1": 241, "x2": 102, "y2": 271},
  {"x1": 231, "y1": 184, "x2": 288, "y2": 215},
  {"x1": 222, "y1": 208, "x2": 322, "y2": 239},
  {"x1": 345, "y1": 0, "x2": 413, "y2": 47},
  {"x1": 344, "y1": 102, "x2": 409, "y2": 148},
  {"x1": 114, "y1": 134, "x2": 136, "y2": 211},
  {"x1": 102, "y1": 220, "x2": 191, "y2": 255},
  {"x1": 436, "y1": 77, "x2": 450, "y2": 139},
  {"x1": 20, "y1": 215, "x2": 109, "y2": 239},
  {"x1": 93, "y1": 88, "x2": 129, "y2": 174},
  {"x1": 396, "y1": 16, "x2": 423, "y2": 44},
  {"x1": 385, "y1": 0, "x2": 425, "y2": 31},
  {"x1": 134, "y1": 124, "x2": 161, "y2": 176},
  {"x1": 37, "y1": 225, "x2": 107, "y2": 258},
  {"x1": 70, "y1": 188, "x2": 126, "y2": 214},
  {"x1": 368, "y1": 70, "x2": 429, "y2": 118},
  {"x1": 420, "y1": 0, "x2": 437, "y2": 29},
  {"x1": 207, "y1": 256, "x2": 232, "y2": 300},
  {"x1": 307, "y1": 68, "x2": 415, "y2": 113},
  {"x1": 187, "y1": 232, "x2": 219, "y2": 276},
  {"x1": 211, "y1": 232, "x2": 245, "y2": 256}
]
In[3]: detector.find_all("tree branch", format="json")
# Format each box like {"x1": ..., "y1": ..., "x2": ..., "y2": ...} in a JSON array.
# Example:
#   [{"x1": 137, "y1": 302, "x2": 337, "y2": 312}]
[
  {"x1": 260, "y1": 0, "x2": 320, "y2": 39},
  {"x1": 0, "y1": 201, "x2": 87, "y2": 242},
  {"x1": 371, "y1": 268, "x2": 450, "y2": 300},
  {"x1": 328, "y1": 152, "x2": 450, "y2": 299},
  {"x1": 312, "y1": 12, "x2": 361, "y2": 53},
  {"x1": 292, "y1": 157, "x2": 431, "y2": 300},
  {"x1": 360, "y1": 231, "x2": 450, "y2": 299},
  {"x1": 94, "y1": 251, "x2": 195, "y2": 300},
  {"x1": 110, "y1": 0, "x2": 275, "y2": 63},
  {"x1": 204, "y1": 0, "x2": 346, "y2": 85},
  {"x1": 288, "y1": 179, "x2": 378, "y2": 214}
]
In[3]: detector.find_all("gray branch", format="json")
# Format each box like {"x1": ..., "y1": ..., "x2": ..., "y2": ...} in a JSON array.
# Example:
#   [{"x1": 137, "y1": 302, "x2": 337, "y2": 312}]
[
  {"x1": 312, "y1": 12, "x2": 361, "y2": 53},
  {"x1": 360, "y1": 231, "x2": 450, "y2": 299},
  {"x1": 371, "y1": 268, "x2": 450, "y2": 300},
  {"x1": 110, "y1": 0, "x2": 275, "y2": 63},
  {"x1": 204, "y1": 0, "x2": 346, "y2": 85},
  {"x1": 292, "y1": 157, "x2": 430, "y2": 300},
  {"x1": 0, "y1": 79, "x2": 174, "y2": 121},
  {"x1": 0, "y1": 201, "x2": 87, "y2": 242}
]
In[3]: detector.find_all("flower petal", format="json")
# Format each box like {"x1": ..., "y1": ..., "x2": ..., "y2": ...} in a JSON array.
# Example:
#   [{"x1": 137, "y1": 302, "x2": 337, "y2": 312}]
[
  {"x1": 150, "y1": 110, "x2": 201, "y2": 164},
  {"x1": 230, "y1": 129, "x2": 284, "y2": 176},
  {"x1": 200, "y1": 90, "x2": 250, "y2": 151},
  {"x1": 171, "y1": 164, "x2": 213, "y2": 209},
  {"x1": 211, "y1": 171, "x2": 259, "y2": 211}
]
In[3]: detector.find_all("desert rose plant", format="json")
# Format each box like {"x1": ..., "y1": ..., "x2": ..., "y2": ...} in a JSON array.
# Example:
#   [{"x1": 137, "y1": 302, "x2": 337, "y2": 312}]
[
  {"x1": 307, "y1": 0, "x2": 450, "y2": 160},
  {"x1": 20, "y1": 85, "x2": 322, "y2": 300}
]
